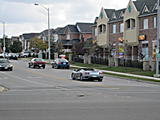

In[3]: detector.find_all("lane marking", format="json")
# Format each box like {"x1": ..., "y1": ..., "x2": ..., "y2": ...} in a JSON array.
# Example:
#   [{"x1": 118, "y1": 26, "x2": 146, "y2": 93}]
[{"x1": 0, "y1": 72, "x2": 53, "y2": 87}]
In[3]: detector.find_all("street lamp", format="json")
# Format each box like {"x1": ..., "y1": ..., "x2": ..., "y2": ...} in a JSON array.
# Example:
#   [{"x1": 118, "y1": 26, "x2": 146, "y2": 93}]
[
  {"x1": 34, "y1": 3, "x2": 51, "y2": 62},
  {"x1": 155, "y1": 0, "x2": 160, "y2": 77},
  {"x1": 2, "y1": 22, "x2": 6, "y2": 56}
]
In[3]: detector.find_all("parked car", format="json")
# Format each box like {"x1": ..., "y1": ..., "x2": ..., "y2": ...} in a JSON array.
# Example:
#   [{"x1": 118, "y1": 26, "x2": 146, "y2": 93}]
[
  {"x1": 28, "y1": 58, "x2": 46, "y2": 69},
  {"x1": 8, "y1": 53, "x2": 18, "y2": 60},
  {"x1": 0, "y1": 59, "x2": 13, "y2": 71},
  {"x1": 51, "y1": 58, "x2": 70, "y2": 69},
  {"x1": 0, "y1": 53, "x2": 9, "y2": 58},
  {"x1": 21, "y1": 51, "x2": 30, "y2": 57},
  {"x1": 71, "y1": 68, "x2": 103, "y2": 81}
]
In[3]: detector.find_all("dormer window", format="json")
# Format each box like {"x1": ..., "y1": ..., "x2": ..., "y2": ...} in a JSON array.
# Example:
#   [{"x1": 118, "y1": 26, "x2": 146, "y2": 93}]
[
  {"x1": 119, "y1": 11, "x2": 124, "y2": 18},
  {"x1": 142, "y1": 5, "x2": 149, "y2": 13},
  {"x1": 112, "y1": 12, "x2": 116, "y2": 19},
  {"x1": 152, "y1": 2, "x2": 158, "y2": 11}
]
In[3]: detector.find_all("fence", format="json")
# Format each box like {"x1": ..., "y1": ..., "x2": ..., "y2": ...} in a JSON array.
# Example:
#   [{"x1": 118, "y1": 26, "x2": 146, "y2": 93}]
[
  {"x1": 72, "y1": 55, "x2": 83, "y2": 63},
  {"x1": 91, "y1": 56, "x2": 108, "y2": 65},
  {"x1": 118, "y1": 58, "x2": 143, "y2": 69}
]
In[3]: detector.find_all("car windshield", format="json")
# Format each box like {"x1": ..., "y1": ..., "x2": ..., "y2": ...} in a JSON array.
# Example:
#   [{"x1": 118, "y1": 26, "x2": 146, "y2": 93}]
[
  {"x1": 34, "y1": 58, "x2": 43, "y2": 62},
  {"x1": 0, "y1": 59, "x2": 9, "y2": 63},
  {"x1": 59, "y1": 59, "x2": 68, "y2": 62},
  {"x1": 82, "y1": 68, "x2": 94, "y2": 71}
]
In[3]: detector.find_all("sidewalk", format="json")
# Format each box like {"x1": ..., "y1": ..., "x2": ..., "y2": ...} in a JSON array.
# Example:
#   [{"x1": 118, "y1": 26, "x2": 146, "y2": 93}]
[{"x1": 71, "y1": 65, "x2": 160, "y2": 81}]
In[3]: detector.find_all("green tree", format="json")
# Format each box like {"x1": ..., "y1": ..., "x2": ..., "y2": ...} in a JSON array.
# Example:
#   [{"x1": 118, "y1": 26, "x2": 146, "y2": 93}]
[
  {"x1": 9, "y1": 41, "x2": 22, "y2": 53},
  {"x1": 30, "y1": 37, "x2": 48, "y2": 51}
]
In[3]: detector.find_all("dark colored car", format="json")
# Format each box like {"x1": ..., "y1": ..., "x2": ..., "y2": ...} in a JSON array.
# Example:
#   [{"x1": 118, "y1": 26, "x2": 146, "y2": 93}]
[
  {"x1": 28, "y1": 58, "x2": 46, "y2": 69},
  {"x1": 0, "y1": 59, "x2": 13, "y2": 71},
  {"x1": 51, "y1": 58, "x2": 70, "y2": 69},
  {"x1": 71, "y1": 68, "x2": 103, "y2": 81},
  {"x1": 8, "y1": 53, "x2": 18, "y2": 60}
]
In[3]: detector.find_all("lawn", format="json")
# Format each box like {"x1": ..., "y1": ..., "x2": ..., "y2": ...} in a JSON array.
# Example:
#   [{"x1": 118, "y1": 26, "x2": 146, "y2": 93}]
[{"x1": 71, "y1": 62, "x2": 155, "y2": 77}]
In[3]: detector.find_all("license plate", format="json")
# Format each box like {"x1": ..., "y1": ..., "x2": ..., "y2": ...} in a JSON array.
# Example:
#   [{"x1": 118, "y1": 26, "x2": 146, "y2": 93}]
[
  {"x1": 39, "y1": 64, "x2": 42, "y2": 66},
  {"x1": 63, "y1": 63, "x2": 66, "y2": 65},
  {"x1": 92, "y1": 76, "x2": 97, "y2": 77}
]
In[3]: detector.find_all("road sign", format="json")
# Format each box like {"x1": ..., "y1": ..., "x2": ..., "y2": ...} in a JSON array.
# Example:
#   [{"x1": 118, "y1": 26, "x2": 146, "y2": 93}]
[{"x1": 156, "y1": 53, "x2": 160, "y2": 58}]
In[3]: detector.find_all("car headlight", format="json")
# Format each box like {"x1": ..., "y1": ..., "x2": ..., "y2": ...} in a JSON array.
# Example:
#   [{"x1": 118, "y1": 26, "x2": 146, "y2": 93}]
[{"x1": 7, "y1": 64, "x2": 13, "y2": 67}]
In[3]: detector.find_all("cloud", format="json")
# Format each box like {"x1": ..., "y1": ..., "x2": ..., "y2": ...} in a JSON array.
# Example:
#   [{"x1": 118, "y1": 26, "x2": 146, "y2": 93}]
[{"x1": 0, "y1": 0, "x2": 129, "y2": 37}]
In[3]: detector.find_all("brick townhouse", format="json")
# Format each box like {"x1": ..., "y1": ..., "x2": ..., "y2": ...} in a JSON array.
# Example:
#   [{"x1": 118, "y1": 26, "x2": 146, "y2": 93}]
[
  {"x1": 55, "y1": 23, "x2": 93, "y2": 54},
  {"x1": 94, "y1": 0, "x2": 158, "y2": 70}
]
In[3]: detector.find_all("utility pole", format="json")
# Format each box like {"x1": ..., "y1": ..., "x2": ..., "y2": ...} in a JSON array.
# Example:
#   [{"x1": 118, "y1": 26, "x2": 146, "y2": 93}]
[
  {"x1": 155, "y1": 0, "x2": 160, "y2": 77},
  {"x1": 34, "y1": 3, "x2": 51, "y2": 63},
  {"x1": 2, "y1": 22, "x2": 6, "y2": 56}
]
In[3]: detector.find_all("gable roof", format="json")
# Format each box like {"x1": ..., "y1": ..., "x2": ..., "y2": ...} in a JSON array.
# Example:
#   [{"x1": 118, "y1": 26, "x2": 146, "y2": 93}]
[
  {"x1": 104, "y1": 9, "x2": 115, "y2": 19},
  {"x1": 21, "y1": 33, "x2": 40, "y2": 40},
  {"x1": 104, "y1": 0, "x2": 157, "y2": 22},
  {"x1": 76, "y1": 22, "x2": 94, "y2": 33},
  {"x1": 105, "y1": 8, "x2": 126, "y2": 22},
  {"x1": 67, "y1": 25, "x2": 79, "y2": 33},
  {"x1": 133, "y1": 0, "x2": 157, "y2": 15},
  {"x1": 55, "y1": 25, "x2": 79, "y2": 35}
]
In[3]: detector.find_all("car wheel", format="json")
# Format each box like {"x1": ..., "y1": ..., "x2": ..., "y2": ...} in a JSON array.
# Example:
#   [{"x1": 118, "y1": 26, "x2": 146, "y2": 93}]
[
  {"x1": 28, "y1": 64, "x2": 31, "y2": 68},
  {"x1": 55, "y1": 65, "x2": 59, "y2": 69},
  {"x1": 52, "y1": 65, "x2": 54, "y2": 68},
  {"x1": 9, "y1": 68, "x2": 13, "y2": 71},
  {"x1": 80, "y1": 74, "x2": 83, "y2": 81},
  {"x1": 43, "y1": 66, "x2": 45, "y2": 69},
  {"x1": 71, "y1": 73, "x2": 76, "y2": 80},
  {"x1": 33, "y1": 65, "x2": 36, "y2": 68},
  {"x1": 98, "y1": 79, "x2": 103, "y2": 82}
]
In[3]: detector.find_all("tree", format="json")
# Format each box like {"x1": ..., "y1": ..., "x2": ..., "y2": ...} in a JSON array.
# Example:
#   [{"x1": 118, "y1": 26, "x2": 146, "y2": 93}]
[
  {"x1": 72, "y1": 42, "x2": 84, "y2": 55},
  {"x1": 9, "y1": 41, "x2": 22, "y2": 53},
  {"x1": 30, "y1": 37, "x2": 48, "y2": 51}
]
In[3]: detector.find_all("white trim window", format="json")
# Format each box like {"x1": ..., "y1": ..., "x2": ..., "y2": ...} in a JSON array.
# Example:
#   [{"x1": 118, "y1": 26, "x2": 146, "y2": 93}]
[
  {"x1": 67, "y1": 34, "x2": 70, "y2": 39},
  {"x1": 153, "y1": 17, "x2": 157, "y2": 28},
  {"x1": 143, "y1": 18, "x2": 148, "y2": 29},
  {"x1": 120, "y1": 23, "x2": 124, "y2": 33},
  {"x1": 113, "y1": 24, "x2": 116, "y2": 33}
]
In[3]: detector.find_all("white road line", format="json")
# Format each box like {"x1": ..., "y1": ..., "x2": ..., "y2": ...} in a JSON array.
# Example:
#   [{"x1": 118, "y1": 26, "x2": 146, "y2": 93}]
[{"x1": 1, "y1": 72, "x2": 52, "y2": 87}]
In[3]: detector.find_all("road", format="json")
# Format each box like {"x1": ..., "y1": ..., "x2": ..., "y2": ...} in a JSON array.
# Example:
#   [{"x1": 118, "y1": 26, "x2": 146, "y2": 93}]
[{"x1": 0, "y1": 60, "x2": 160, "y2": 120}]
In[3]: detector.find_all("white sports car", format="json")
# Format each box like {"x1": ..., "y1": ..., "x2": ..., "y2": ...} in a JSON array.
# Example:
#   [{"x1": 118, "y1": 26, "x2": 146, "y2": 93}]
[{"x1": 71, "y1": 68, "x2": 103, "y2": 81}]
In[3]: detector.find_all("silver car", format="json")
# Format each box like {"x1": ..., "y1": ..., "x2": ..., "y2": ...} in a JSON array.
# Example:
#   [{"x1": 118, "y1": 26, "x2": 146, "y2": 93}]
[
  {"x1": 0, "y1": 59, "x2": 13, "y2": 71},
  {"x1": 71, "y1": 68, "x2": 103, "y2": 81}
]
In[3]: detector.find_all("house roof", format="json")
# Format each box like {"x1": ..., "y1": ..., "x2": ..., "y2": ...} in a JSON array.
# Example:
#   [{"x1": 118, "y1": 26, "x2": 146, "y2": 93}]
[
  {"x1": 104, "y1": 0, "x2": 158, "y2": 22},
  {"x1": 67, "y1": 25, "x2": 79, "y2": 33},
  {"x1": 133, "y1": 0, "x2": 157, "y2": 15},
  {"x1": 104, "y1": 9, "x2": 115, "y2": 19},
  {"x1": 76, "y1": 22, "x2": 94, "y2": 33},
  {"x1": 21, "y1": 33, "x2": 40, "y2": 39},
  {"x1": 105, "y1": 8, "x2": 126, "y2": 22},
  {"x1": 56, "y1": 25, "x2": 79, "y2": 35}
]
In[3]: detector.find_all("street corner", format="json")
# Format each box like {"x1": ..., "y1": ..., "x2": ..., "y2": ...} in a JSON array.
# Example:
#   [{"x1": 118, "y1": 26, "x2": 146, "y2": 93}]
[{"x1": 0, "y1": 85, "x2": 8, "y2": 93}]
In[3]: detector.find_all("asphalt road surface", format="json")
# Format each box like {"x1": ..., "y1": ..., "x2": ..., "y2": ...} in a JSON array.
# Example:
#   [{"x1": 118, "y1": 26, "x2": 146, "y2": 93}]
[{"x1": 0, "y1": 60, "x2": 160, "y2": 120}]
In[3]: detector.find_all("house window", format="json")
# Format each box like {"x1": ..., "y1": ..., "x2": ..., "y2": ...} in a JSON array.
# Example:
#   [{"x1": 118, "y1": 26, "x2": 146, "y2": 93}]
[
  {"x1": 98, "y1": 25, "x2": 103, "y2": 33},
  {"x1": 67, "y1": 34, "x2": 70, "y2": 39},
  {"x1": 126, "y1": 19, "x2": 130, "y2": 29},
  {"x1": 120, "y1": 23, "x2": 124, "y2": 33},
  {"x1": 143, "y1": 18, "x2": 148, "y2": 29},
  {"x1": 131, "y1": 19, "x2": 135, "y2": 28},
  {"x1": 154, "y1": 17, "x2": 157, "y2": 28},
  {"x1": 113, "y1": 24, "x2": 116, "y2": 33},
  {"x1": 103, "y1": 24, "x2": 106, "y2": 33}
]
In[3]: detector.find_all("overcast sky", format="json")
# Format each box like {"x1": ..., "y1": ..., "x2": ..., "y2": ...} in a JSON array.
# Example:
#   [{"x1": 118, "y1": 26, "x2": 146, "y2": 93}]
[{"x1": 0, "y1": 0, "x2": 129, "y2": 37}]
